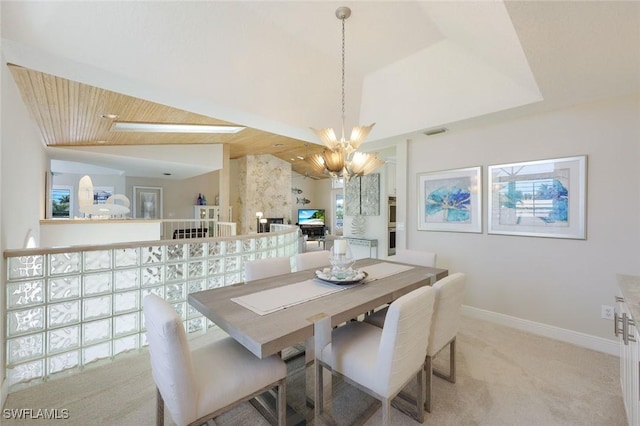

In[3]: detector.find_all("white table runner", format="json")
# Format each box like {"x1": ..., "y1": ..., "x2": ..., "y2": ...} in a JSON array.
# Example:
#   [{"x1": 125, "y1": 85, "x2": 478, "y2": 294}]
[
  {"x1": 232, "y1": 262, "x2": 418, "y2": 316},
  {"x1": 360, "y1": 262, "x2": 415, "y2": 282},
  {"x1": 231, "y1": 279, "x2": 349, "y2": 315}
]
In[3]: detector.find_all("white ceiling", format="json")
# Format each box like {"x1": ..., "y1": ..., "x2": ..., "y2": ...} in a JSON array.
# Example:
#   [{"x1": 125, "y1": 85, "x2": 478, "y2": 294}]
[{"x1": 2, "y1": 1, "x2": 639, "y2": 177}]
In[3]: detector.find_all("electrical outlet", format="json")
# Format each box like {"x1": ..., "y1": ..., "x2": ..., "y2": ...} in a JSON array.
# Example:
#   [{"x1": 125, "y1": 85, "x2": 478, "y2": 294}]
[{"x1": 601, "y1": 305, "x2": 614, "y2": 320}]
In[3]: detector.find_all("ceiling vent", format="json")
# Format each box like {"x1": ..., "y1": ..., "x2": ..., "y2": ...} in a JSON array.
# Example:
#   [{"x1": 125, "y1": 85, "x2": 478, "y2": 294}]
[{"x1": 424, "y1": 128, "x2": 448, "y2": 136}]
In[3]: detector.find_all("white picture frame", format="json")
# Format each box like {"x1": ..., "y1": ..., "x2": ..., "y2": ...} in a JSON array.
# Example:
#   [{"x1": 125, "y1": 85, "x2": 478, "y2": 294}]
[
  {"x1": 417, "y1": 166, "x2": 482, "y2": 233},
  {"x1": 487, "y1": 156, "x2": 587, "y2": 239},
  {"x1": 133, "y1": 186, "x2": 163, "y2": 219}
]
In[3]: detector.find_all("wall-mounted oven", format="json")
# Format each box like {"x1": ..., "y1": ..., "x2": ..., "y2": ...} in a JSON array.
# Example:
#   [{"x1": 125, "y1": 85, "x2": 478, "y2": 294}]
[
  {"x1": 388, "y1": 196, "x2": 396, "y2": 227},
  {"x1": 388, "y1": 226, "x2": 396, "y2": 256}
]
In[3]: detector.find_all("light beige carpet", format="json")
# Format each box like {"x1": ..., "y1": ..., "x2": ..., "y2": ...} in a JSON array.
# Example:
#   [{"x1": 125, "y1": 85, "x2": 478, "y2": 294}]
[{"x1": 3, "y1": 316, "x2": 626, "y2": 425}]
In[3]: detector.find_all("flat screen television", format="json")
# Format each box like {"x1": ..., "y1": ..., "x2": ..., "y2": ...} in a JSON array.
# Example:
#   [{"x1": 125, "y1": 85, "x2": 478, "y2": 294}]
[{"x1": 298, "y1": 208, "x2": 325, "y2": 226}]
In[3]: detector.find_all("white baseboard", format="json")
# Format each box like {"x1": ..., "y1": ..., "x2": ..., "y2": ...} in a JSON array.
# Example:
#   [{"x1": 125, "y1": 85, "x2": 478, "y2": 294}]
[
  {"x1": 1, "y1": 377, "x2": 8, "y2": 410},
  {"x1": 462, "y1": 305, "x2": 619, "y2": 357}
]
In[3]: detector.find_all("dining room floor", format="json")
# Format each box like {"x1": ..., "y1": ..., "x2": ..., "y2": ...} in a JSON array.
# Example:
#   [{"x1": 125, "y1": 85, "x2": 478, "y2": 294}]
[{"x1": 2, "y1": 315, "x2": 626, "y2": 425}]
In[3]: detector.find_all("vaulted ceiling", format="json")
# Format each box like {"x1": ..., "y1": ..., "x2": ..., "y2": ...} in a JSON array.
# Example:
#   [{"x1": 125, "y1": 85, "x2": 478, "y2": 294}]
[{"x1": 2, "y1": 1, "x2": 638, "y2": 180}]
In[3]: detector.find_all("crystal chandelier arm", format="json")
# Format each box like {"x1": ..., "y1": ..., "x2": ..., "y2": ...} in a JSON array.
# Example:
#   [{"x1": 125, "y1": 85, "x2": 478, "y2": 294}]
[
  {"x1": 311, "y1": 127, "x2": 339, "y2": 149},
  {"x1": 323, "y1": 149, "x2": 345, "y2": 173},
  {"x1": 348, "y1": 151, "x2": 385, "y2": 176},
  {"x1": 349, "y1": 123, "x2": 376, "y2": 149},
  {"x1": 307, "y1": 153, "x2": 327, "y2": 174}
]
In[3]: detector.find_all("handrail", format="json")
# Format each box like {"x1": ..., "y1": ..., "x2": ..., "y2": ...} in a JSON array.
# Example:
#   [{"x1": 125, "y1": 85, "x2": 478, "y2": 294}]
[{"x1": 3, "y1": 222, "x2": 242, "y2": 258}]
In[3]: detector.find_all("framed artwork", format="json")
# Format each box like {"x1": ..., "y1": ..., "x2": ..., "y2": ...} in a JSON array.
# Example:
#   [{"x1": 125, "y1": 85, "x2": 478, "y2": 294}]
[
  {"x1": 345, "y1": 177, "x2": 361, "y2": 216},
  {"x1": 417, "y1": 166, "x2": 482, "y2": 233},
  {"x1": 360, "y1": 173, "x2": 380, "y2": 216},
  {"x1": 345, "y1": 173, "x2": 380, "y2": 216},
  {"x1": 487, "y1": 156, "x2": 586, "y2": 239},
  {"x1": 133, "y1": 186, "x2": 163, "y2": 219}
]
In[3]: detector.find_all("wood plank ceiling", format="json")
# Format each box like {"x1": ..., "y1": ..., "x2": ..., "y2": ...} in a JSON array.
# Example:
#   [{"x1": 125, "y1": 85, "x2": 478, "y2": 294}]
[{"x1": 8, "y1": 64, "x2": 328, "y2": 179}]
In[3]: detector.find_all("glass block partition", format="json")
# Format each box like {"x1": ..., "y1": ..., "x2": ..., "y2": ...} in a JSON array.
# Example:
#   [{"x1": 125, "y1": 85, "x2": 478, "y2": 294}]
[{"x1": 4, "y1": 226, "x2": 300, "y2": 391}]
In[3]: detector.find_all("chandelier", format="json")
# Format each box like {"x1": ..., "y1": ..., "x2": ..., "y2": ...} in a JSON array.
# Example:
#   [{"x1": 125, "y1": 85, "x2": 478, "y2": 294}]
[{"x1": 309, "y1": 6, "x2": 384, "y2": 181}]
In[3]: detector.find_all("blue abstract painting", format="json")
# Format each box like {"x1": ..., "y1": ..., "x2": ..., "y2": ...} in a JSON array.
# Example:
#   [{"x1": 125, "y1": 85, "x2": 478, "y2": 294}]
[{"x1": 425, "y1": 177, "x2": 472, "y2": 223}]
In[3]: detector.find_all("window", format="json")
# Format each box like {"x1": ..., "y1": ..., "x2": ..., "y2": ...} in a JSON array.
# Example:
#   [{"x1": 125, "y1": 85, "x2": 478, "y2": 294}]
[
  {"x1": 51, "y1": 185, "x2": 74, "y2": 218},
  {"x1": 334, "y1": 192, "x2": 344, "y2": 232}
]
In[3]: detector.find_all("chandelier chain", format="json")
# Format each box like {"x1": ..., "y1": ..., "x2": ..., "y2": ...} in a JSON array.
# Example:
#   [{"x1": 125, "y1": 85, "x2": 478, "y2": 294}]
[{"x1": 341, "y1": 15, "x2": 346, "y2": 140}]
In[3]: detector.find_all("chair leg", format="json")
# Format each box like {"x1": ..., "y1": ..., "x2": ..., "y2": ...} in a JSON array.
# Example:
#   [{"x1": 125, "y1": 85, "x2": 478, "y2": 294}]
[
  {"x1": 276, "y1": 378, "x2": 286, "y2": 426},
  {"x1": 314, "y1": 361, "x2": 324, "y2": 419},
  {"x1": 415, "y1": 368, "x2": 425, "y2": 423},
  {"x1": 424, "y1": 355, "x2": 433, "y2": 413},
  {"x1": 382, "y1": 398, "x2": 391, "y2": 426},
  {"x1": 433, "y1": 338, "x2": 457, "y2": 383},
  {"x1": 156, "y1": 387, "x2": 164, "y2": 426},
  {"x1": 449, "y1": 338, "x2": 456, "y2": 383}
]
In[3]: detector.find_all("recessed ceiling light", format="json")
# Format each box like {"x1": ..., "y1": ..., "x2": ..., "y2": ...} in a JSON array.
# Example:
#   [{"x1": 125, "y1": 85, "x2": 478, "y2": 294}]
[
  {"x1": 273, "y1": 143, "x2": 284, "y2": 147},
  {"x1": 111, "y1": 122, "x2": 245, "y2": 134},
  {"x1": 100, "y1": 113, "x2": 119, "y2": 119},
  {"x1": 296, "y1": 156, "x2": 304, "y2": 160},
  {"x1": 96, "y1": 140, "x2": 107, "y2": 144}
]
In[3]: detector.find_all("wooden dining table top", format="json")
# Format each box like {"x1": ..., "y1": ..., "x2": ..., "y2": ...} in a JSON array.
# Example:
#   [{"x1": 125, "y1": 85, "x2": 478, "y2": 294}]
[{"x1": 188, "y1": 258, "x2": 448, "y2": 359}]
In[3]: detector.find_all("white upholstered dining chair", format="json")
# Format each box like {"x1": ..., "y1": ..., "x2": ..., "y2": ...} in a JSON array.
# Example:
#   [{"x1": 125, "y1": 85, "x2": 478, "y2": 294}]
[
  {"x1": 389, "y1": 248, "x2": 437, "y2": 268},
  {"x1": 244, "y1": 256, "x2": 292, "y2": 282},
  {"x1": 293, "y1": 250, "x2": 331, "y2": 271},
  {"x1": 143, "y1": 294, "x2": 287, "y2": 426},
  {"x1": 314, "y1": 285, "x2": 436, "y2": 425},
  {"x1": 365, "y1": 272, "x2": 466, "y2": 412}
]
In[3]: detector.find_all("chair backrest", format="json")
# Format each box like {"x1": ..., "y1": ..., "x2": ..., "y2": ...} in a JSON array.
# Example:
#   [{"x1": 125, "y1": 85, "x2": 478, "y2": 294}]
[
  {"x1": 375, "y1": 285, "x2": 436, "y2": 397},
  {"x1": 428, "y1": 272, "x2": 466, "y2": 356},
  {"x1": 294, "y1": 250, "x2": 331, "y2": 271},
  {"x1": 244, "y1": 256, "x2": 292, "y2": 282},
  {"x1": 390, "y1": 249, "x2": 437, "y2": 267},
  {"x1": 143, "y1": 294, "x2": 197, "y2": 426}
]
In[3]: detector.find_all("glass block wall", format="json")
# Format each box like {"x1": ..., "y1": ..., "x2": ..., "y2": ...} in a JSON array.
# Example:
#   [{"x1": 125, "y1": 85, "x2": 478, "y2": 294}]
[{"x1": 4, "y1": 227, "x2": 300, "y2": 391}]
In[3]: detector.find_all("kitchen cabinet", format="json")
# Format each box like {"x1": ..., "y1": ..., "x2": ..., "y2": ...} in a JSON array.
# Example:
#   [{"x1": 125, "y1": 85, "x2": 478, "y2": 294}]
[
  {"x1": 616, "y1": 275, "x2": 640, "y2": 425},
  {"x1": 194, "y1": 205, "x2": 221, "y2": 221}
]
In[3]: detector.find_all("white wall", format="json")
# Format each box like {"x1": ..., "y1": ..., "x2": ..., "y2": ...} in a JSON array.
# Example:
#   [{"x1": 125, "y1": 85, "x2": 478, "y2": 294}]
[
  {"x1": 404, "y1": 95, "x2": 640, "y2": 341},
  {"x1": 291, "y1": 173, "x2": 332, "y2": 226},
  {"x1": 1, "y1": 58, "x2": 48, "y2": 404},
  {"x1": 40, "y1": 220, "x2": 161, "y2": 246},
  {"x1": 126, "y1": 171, "x2": 219, "y2": 220}
]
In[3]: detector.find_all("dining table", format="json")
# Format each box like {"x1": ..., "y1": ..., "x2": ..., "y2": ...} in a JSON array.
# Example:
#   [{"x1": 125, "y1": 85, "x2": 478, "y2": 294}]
[
  {"x1": 188, "y1": 257, "x2": 448, "y2": 359},
  {"x1": 188, "y1": 257, "x2": 448, "y2": 424}
]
